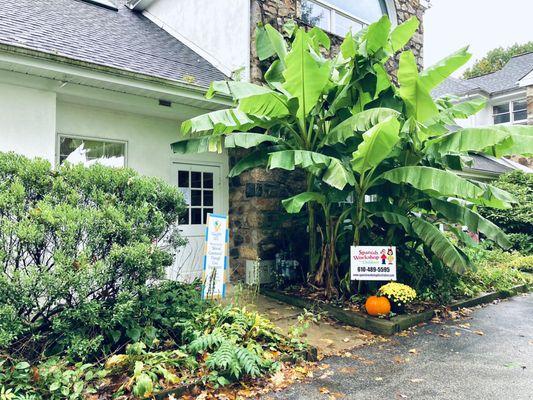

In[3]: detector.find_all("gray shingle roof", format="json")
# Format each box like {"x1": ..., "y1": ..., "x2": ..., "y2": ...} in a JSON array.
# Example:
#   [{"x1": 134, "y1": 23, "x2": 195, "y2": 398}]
[
  {"x1": 0, "y1": 0, "x2": 227, "y2": 87},
  {"x1": 433, "y1": 52, "x2": 533, "y2": 98}
]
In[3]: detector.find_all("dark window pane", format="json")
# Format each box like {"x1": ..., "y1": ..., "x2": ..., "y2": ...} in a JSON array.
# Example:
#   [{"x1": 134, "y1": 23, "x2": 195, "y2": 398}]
[
  {"x1": 301, "y1": 0, "x2": 330, "y2": 30},
  {"x1": 191, "y1": 190, "x2": 202, "y2": 206},
  {"x1": 493, "y1": 104, "x2": 509, "y2": 114},
  {"x1": 328, "y1": 0, "x2": 387, "y2": 22},
  {"x1": 84, "y1": 140, "x2": 105, "y2": 159},
  {"x1": 191, "y1": 172, "x2": 202, "y2": 188},
  {"x1": 494, "y1": 113, "x2": 510, "y2": 124},
  {"x1": 335, "y1": 12, "x2": 363, "y2": 36},
  {"x1": 191, "y1": 208, "x2": 202, "y2": 225},
  {"x1": 204, "y1": 190, "x2": 213, "y2": 207},
  {"x1": 513, "y1": 109, "x2": 527, "y2": 121},
  {"x1": 179, "y1": 209, "x2": 189, "y2": 225},
  {"x1": 203, "y1": 172, "x2": 213, "y2": 189},
  {"x1": 203, "y1": 208, "x2": 214, "y2": 224},
  {"x1": 105, "y1": 142, "x2": 125, "y2": 158},
  {"x1": 178, "y1": 170, "x2": 189, "y2": 188},
  {"x1": 512, "y1": 100, "x2": 527, "y2": 111}
]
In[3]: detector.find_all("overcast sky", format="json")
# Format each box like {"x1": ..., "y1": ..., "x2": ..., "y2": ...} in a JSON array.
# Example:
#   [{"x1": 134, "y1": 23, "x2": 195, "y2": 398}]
[{"x1": 423, "y1": 0, "x2": 533, "y2": 75}]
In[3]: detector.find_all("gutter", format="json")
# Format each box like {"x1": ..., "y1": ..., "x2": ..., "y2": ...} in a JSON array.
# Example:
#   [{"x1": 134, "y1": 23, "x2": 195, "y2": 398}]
[{"x1": 0, "y1": 42, "x2": 232, "y2": 106}]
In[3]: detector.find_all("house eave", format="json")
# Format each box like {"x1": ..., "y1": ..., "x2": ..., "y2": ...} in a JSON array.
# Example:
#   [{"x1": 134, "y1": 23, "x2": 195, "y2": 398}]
[
  {"x1": 0, "y1": 43, "x2": 232, "y2": 108},
  {"x1": 126, "y1": 0, "x2": 155, "y2": 11}
]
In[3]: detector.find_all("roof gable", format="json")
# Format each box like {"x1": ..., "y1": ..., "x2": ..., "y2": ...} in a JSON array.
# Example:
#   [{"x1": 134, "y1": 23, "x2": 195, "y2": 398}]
[
  {"x1": 433, "y1": 52, "x2": 533, "y2": 98},
  {"x1": 0, "y1": 0, "x2": 227, "y2": 87}
]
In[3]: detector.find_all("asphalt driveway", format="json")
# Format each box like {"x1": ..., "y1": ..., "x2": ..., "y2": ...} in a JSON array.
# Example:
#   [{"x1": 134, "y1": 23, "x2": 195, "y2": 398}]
[{"x1": 271, "y1": 293, "x2": 533, "y2": 400}]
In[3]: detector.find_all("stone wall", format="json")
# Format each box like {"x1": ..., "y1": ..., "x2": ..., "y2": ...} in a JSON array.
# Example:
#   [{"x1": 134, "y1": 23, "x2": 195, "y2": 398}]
[{"x1": 228, "y1": 0, "x2": 426, "y2": 279}]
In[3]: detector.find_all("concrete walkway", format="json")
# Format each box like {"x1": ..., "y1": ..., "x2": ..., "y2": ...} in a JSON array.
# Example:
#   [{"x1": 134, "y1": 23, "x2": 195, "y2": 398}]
[
  {"x1": 252, "y1": 294, "x2": 377, "y2": 356},
  {"x1": 269, "y1": 293, "x2": 533, "y2": 400}
]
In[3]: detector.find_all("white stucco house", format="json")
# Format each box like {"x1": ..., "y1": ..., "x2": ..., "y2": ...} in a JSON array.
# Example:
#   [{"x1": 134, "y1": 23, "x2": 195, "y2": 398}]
[
  {"x1": 433, "y1": 52, "x2": 533, "y2": 180},
  {"x1": 0, "y1": 0, "x2": 422, "y2": 281}
]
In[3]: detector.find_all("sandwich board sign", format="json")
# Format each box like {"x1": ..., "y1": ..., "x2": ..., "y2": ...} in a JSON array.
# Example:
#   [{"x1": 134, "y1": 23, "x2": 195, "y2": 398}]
[
  {"x1": 202, "y1": 214, "x2": 229, "y2": 299},
  {"x1": 350, "y1": 246, "x2": 397, "y2": 281}
]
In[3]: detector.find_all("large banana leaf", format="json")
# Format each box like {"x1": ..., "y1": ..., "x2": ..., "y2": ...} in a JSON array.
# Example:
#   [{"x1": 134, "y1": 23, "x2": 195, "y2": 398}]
[
  {"x1": 411, "y1": 217, "x2": 469, "y2": 273},
  {"x1": 238, "y1": 92, "x2": 292, "y2": 118},
  {"x1": 419, "y1": 47, "x2": 471, "y2": 90},
  {"x1": 365, "y1": 16, "x2": 391, "y2": 54},
  {"x1": 495, "y1": 134, "x2": 533, "y2": 157},
  {"x1": 181, "y1": 109, "x2": 255, "y2": 135},
  {"x1": 351, "y1": 116, "x2": 400, "y2": 175},
  {"x1": 224, "y1": 133, "x2": 281, "y2": 149},
  {"x1": 427, "y1": 126, "x2": 533, "y2": 155},
  {"x1": 171, "y1": 136, "x2": 223, "y2": 154},
  {"x1": 372, "y1": 211, "x2": 412, "y2": 234},
  {"x1": 268, "y1": 150, "x2": 354, "y2": 189},
  {"x1": 390, "y1": 16, "x2": 419, "y2": 53},
  {"x1": 381, "y1": 166, "x2": 485, "y2": 199},
  {"x1": 430, "y1": 198, "x2": 510, "y2": 249},
  {"x1": 475, "y1": 183, "x2": 517, "y2": 209},
  {"x1": 326, "y1": 108, "x2": 400, "y2": 145},
  {"x1": 228, "y1": 150, "x2": 272, "y2": 177},
  {"x1": 256, "y1": 24, "x2": 288, "y2": 64},
  {"x1": 282, "y1": 29, "x2": 331, "y2": 122},
  {"x1": 282, "y1": 192, "x2": 326, "y2": 213},
  {"x1": 398, "y1": 51, "x2": 438, "y2": 122}
]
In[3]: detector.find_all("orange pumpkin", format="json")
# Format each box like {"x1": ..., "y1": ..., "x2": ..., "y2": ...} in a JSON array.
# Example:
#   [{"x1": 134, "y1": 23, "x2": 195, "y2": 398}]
[{"x1": 365, "y1": 295, "x2": 391, "y2": 316}]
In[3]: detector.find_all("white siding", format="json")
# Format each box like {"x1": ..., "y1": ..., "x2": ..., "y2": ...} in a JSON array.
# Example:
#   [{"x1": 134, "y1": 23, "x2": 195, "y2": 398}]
[
  {"x1": 144, "y1": 0, "x2": 250, "y2": 80},
  {"x1": 0, "y1": 82, "x2": 56, "y2": 161}
]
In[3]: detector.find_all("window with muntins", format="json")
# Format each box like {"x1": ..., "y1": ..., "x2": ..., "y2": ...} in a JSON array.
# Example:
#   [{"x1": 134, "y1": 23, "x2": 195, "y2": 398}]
[
  {"x1": 301, "y1": 0, "x2": 389, "y2": 37},
  {"x1": 493, "y1": 99, "x2": 527, "y2": 125},
  {"x1": 58, "y1": 136, "x2": 126, "y2": 167},
  {"x1": 177, "y1": 170, "x2": 215, "y2": 225}
]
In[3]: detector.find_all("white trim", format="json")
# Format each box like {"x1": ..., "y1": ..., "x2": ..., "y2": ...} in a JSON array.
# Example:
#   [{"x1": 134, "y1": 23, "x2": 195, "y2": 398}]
[
  {"x1": 518, "y1": 69, "x2": 533, "y2": 87},
  {"x1": 56, "y1": 133, "x2": 129, "y2": 168},
  {"x1": 302, "y1": 0, "x2": 397, "y2": 36},
  {"x1": 141, "y1": 10, "x2": 234, "y2": 77},
  {"x1": 492, "y1": 97, "x2": 528, "y2": 125}
]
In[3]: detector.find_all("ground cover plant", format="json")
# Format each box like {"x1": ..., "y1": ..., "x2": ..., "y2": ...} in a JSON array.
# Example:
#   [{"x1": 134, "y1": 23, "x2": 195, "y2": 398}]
[
  {"x1": 0, "y1": 152, "x2": 306, "y2": 399},
  {"x1": 174, "y1": 17, "x2": 533, "y2": 299}
]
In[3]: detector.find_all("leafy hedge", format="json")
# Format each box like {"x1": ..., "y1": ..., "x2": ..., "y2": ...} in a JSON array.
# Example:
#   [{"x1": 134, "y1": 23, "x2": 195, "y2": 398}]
[
  {"x1": 0, "y1": 152, "x2": 187, "y2": 360},
  {"x1": 478, "y1": 171, "x2": 532, "y2": 253}
]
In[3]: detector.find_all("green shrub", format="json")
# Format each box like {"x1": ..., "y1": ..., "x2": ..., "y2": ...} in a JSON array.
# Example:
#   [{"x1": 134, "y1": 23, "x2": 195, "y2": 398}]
[
  {"x1": 478, "y1": 171, "x2": 532, "y2": 254},
  {"x1": 0, "y1": 152, "x2": 187, "y2": 360}
]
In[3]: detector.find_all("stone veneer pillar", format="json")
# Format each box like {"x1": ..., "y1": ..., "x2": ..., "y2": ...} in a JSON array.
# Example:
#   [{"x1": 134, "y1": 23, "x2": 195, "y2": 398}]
[{"x1": 228, "y1": 0, "x2": 426, "y2": 279}]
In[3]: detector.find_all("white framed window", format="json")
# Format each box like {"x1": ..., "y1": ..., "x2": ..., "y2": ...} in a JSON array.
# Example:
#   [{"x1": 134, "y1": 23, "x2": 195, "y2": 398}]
[
  {"x1": 301, "y1": 0, "x2": 390, "y2": 37},
  {"x1": 493, "y1": 99, "x2": 528, "y2": 125},
  {"x1": 57, "y1": 135, "x2": 127, "y2": 168}
]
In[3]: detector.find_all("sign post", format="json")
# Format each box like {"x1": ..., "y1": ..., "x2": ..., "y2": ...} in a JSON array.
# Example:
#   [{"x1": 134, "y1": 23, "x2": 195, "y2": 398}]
[
  {"x1": 350, "y1": 246, "x2": 397, "y2": 281},
  {"x1": 202, "y1": 214, "x2": 229, "y2": 300}
]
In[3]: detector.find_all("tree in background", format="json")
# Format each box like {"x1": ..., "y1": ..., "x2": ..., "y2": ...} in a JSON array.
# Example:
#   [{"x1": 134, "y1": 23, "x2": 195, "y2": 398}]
[{"x1": 462, "y1": 41, "x2": 533, "y2": 79}]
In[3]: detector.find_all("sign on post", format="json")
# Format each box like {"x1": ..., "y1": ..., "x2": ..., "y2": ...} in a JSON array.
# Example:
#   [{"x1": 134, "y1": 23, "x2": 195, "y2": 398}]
[
  {"x1": 350, "y1": 246, "x2": 397, "y2": 281},
  {"x1": 202, "y1": 214, "x2": 229, "y2": 299}
]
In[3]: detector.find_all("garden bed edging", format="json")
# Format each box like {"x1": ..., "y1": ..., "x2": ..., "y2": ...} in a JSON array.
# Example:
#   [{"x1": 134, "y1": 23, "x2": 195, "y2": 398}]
[{"x1": 260, "y1": 284, "x2": 531, "y2": 336}]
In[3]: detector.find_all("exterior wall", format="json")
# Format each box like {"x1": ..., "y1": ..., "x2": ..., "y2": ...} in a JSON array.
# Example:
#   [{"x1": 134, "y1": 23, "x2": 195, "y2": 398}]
[
  {"x1": 526, "y1": 84, "x2": 533, "y2": 125},
  {"x1": 0, "y1": 82, "x2": 56, "y2": 161},
  {"x1": 229, "y1": 0, "x2": 426, "y2": 278},
  {"x1": 143, "y1": 0, "x2": 250, "y2": 80}
]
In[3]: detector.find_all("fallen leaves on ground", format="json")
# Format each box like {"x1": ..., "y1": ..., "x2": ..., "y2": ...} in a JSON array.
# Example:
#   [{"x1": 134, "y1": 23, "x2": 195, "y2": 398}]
[
  {"x1": 473, "y1": 330, "x2": 484, "y2": 336},
  {"x1": 338, "y1": 366, "x2": 358, "y2": 374}
]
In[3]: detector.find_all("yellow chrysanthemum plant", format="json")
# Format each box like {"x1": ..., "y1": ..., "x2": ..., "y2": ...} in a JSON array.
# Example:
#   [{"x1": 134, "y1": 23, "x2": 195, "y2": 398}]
[{"x1": 378, "y1": 283, "x2": 416, "y2": 313}]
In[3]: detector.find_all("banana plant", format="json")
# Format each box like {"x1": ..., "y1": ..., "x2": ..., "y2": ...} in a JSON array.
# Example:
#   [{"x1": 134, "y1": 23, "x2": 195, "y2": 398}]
[{"x1": 173, "y1": 17, "x2": 533, "y2": 298}]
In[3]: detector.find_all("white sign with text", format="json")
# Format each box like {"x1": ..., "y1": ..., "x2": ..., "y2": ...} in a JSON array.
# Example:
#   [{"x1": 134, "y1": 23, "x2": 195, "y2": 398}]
[
  {"x1": 350, "y1": 246, "x2": 397, "y2": 281},
  {"x1": 202, "y1": 214, "x2": 229, "y2": 299}
]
